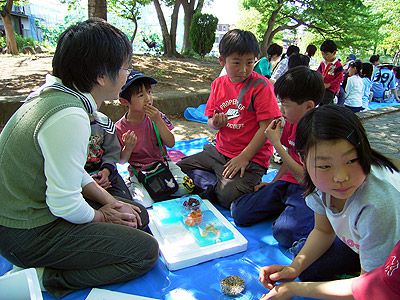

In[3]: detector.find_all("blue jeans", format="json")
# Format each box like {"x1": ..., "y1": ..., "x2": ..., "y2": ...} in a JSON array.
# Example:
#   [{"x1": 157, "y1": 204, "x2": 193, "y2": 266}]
[
  {"x1": 231, "y1": 181, "x2": 314, "y2": 248},
  {"x1": 291, "y1": 237, "x2": 360, "y2": 281}
]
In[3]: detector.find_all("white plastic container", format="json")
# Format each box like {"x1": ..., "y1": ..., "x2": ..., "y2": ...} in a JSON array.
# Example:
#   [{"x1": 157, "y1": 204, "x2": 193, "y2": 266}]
[
  {"x1": 148, "y1": 196, "x2": 248, "y2": 271},
  {"x1": 0, "y1": 268, "x2": 43, "y2": 300}
]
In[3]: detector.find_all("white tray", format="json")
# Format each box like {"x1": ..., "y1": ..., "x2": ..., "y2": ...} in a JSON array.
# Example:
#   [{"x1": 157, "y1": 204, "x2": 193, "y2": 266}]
[{"x1": 148, "y1": 197, "x2": 247, "y2": 271}]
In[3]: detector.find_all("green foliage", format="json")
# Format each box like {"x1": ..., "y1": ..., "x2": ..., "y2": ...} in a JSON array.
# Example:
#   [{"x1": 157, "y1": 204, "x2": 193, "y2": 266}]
[
  {"x1": 0, "y1": 35, "x2": 6, "y2": 49},
  {"x1": 14, "y1": 34, "x2": 36, "y2": 51},
  {"x1": 189, "y1": 12, "x2": 218, "y2": 57},
  {"x1": 35, "y1": 13, "x2": 85, "y2": 47},
  {"x1": 240, "y1": 0, "x2": 381, "y2": 54}
]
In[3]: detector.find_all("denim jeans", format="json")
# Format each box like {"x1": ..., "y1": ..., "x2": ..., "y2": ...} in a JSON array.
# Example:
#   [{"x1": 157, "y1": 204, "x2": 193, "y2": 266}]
[{"x1": 0, "y1": 202, "x2": 159, "y2": 298}]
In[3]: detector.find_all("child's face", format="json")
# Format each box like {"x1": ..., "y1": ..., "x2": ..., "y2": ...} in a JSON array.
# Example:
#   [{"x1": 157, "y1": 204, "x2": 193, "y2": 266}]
[
  {"x1": 127, "y1": 83, "x2": 153, "y2": 112},
  {"x1": 219, "y1": 52, "x2": 255, "y2": 83},
  {"x1": 305, "y1": 139, "x2": 366, "y2": 201},
  {"x1": 321, "y1": 51, "x2": 336, "y2": 63},
  {"x1": 279, "y1": 98, "x2": 314, "y2": 124}
]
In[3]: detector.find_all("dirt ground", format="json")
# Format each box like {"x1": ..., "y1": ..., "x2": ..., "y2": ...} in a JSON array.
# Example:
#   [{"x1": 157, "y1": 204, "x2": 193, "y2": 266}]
[{"x1": 0, "y1": 53, "x2": 221, "y2": 140}]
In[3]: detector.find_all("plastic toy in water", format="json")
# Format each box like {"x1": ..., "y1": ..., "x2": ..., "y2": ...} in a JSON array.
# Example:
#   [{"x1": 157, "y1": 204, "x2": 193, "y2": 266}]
[
  {"x1": 200, "y1": 223, "x2": 221, "y2": 240},
  {"x1": 183, "y1": 197, "x2": 200, "y2": 211},
  {"x1": 184, "y1": 209, "x2": 202, "y2": 226}
]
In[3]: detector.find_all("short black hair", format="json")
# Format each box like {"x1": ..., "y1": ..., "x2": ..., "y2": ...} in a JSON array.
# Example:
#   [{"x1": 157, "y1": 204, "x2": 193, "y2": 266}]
[
  {"x1": 295, "y1": 104, "x2": 398, "y2": 195},
  {"x1": 219, "y1": 29, "x2": 260, "y2": 58},
  {"x1": 267, "y1": 43, "x2": 283, "y2": 58},
  {"x1": 320, "y1": 39, "x2": 338, "y2": 53},
  {"x1": 306, "y1": 44, "x2": 317, "y2": 57},
  {"x1": 53, "y1": 18, "x2": 132, "y2": 93},
  {"x1": 288, "y1": 54, "x2": 310, "y2": 69},
  {"x1": 349, "y1": 59, "x2": 362, "y2": 74},
  {"x1": 361, "y1": 62, "x2": 373, "y2": 79},
  {"x1": 274, "y1": 66, "x2": 324, "y2": 106},
  {"x1": 120, "y1": 78, "x2": 153, "y2": 103},
  {"x1": 286, "y1": 45, "x2": 300, "y2": 57},
  {"x1": 369, "y1": 54, "x2": 380, "y2": 64}
]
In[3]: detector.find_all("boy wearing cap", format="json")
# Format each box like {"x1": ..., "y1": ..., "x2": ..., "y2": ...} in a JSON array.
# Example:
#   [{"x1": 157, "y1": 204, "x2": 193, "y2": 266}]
[{"x1": 116, "y1": 71, "x2": 194, "y2": 208}]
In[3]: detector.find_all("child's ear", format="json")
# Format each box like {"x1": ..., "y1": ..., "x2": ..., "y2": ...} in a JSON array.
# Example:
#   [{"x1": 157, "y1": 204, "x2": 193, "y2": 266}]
[
  {"x1": 119, "y1": 97, "x2": 130, "y2": 106},
  {"x1": 305, "y1": 100, "x2": 316, "y2": 111},
  {"x1": 97, "y1": 74, "x2": 106, "y2": 87},
  {"x1": 219, "y1": 56, "x2": 226, "y2": 66}
]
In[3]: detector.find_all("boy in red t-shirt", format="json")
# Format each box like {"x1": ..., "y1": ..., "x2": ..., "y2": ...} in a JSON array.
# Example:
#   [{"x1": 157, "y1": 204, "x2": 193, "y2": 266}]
[
  {"x1": 317, "y1": 39, "x2": 344, "y2": 105},
  {"x1": 177, "y1": 29, "x2": 281, "y2": 208},
  {"x1": 231, "y1": 66, "x2": 324, "y2": 248}
]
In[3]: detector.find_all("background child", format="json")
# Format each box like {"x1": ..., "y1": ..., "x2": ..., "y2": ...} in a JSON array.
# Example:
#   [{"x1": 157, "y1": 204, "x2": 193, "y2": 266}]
[
  {"x1": 317, "y1": 39, "x2": 344, "y2": 105},
  {"x1": 270, "y1": 45, "x2": 300, "y2": 84},
  {"x1": 343, "y1": 60, "x2": 364, "y2": 112},
  {"x1": 85, "y1": 121, "x2": 132, "y2": 201},
  {"x1": 177, "y1": 29, "x2": 281, "y2": 209},
  {"x1": 253, "y1": 43, "x2": 283, "y2": 79},
  {"x1": 259, "y1": 104, "x2": 400, "y2": 297},
  {"x1": 231, "y1": 66, "x2": 324, "y2": 249},
  {"x1": 116, "y1": 71, "x2": 194, "y2": 208},
  {"x1": 360, "y1": 62, "x2": 374, "y2": 111},
  {"x1": 371, "y1": 63, "x2": 400, "y2": 102}
]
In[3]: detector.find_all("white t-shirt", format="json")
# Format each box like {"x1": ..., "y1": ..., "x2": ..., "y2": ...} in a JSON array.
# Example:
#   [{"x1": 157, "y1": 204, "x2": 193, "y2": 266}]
[
  {"x1": 344, "y1": 74, "x2": 364, "y2": 108},
  {"x1": 306, "y1": 165, "x2": 400, "y2": 272}
]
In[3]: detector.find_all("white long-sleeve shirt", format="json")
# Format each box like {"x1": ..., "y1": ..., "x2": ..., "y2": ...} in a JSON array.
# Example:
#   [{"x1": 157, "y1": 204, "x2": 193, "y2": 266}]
[{"x1": 37, "y1": 107, "x2": 95, "y2": 224}]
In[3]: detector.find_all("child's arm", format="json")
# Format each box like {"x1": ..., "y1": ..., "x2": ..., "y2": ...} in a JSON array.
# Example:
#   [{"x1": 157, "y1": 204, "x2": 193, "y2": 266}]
[
  {"x1": 144, "y1": 104, "x2": 175, "y2": 148},
  {"x1": 260, "y1": 278, "x2": 355, "y2": 300},
  {"x1": 120, "y1": 130, "x2": 137, "y2": 164},
  {"x1": 223, "y1": 119, "x2": 271, "y2": 179},
  {"x1": 264, "y1": 119, "x2": 304, "y2": 182},
  {"x1": 259, "y1": 213, "x2": 336, "y2": 290}
]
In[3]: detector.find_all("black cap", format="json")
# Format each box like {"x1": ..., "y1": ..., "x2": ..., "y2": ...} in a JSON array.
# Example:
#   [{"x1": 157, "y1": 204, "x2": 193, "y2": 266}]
[{"x1": 120, "y1": 70, "x2": 157, "y2": 95}]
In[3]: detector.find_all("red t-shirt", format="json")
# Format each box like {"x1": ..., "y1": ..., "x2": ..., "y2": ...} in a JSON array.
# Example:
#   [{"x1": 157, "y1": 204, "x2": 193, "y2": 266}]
[
  {"x1": 205, "y1": 72, "x2": 281, "y2": 168},
  {"x1": 115, "y1": 113, "x2": 173, "y2": 171},
  {"x1": 317, "y1": 58, "x2": 344, "y2": 94},
  {"x1": 279, "y1": 122, "x2": 301, "y2": 184}
]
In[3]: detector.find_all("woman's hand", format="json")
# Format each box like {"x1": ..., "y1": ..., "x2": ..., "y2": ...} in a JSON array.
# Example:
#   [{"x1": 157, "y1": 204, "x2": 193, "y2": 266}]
[
  {"x1": 260, "y1": 283, "x2": 294, "y2": 300},
  {"x1": 95, "y1": 201, "x2": 142, "y2": 228}
]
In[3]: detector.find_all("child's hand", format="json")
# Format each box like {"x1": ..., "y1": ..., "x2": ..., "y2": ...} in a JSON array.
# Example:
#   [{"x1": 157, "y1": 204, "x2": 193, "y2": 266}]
[
  {"x1": 144, "y1": 103, "x2": 161, "y2": 121},
  {"x1": 212, "y1": 112, "x2": 228, "y2": 129},
  {"x1": 122, "y1": 130, "x2": 137, "y2": 150},
  {"x1": 93, "y1": 169, "x2": 111, "y2": 189},
  {"x1": 259, "y1": 265, "x2": 298, "y2": 290},
  {"x1": 254, "y1": 182, "x2": 270, "y2": 191},
  {"x1": 264, "y1": 118, "x2": 284, "y2": 146},
  {"x1": 260, "y1": 283, "x2": 294, "y2": 300},
  {"x1": 223, "y1": 155, "x2": 249, "y2": 179}
]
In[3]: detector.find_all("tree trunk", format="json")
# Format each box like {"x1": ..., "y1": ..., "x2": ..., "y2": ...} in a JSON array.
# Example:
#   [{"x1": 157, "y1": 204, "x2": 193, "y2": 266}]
[
  {"x1": 153, "y1": 0, "x2": 181, "y2": 57},
  {"x1": 0, "y1": 0, "x2": 18, "y2": 55},
  {"x1": 261, "y1": 5, "x2": 281, "y2": 56},
  {"x1": 181, "y1": 0, "x2": 204, "y2": 53},
  {"x1": 130, "y1": 17, "x2": 138, "y2": 44},
  {"x1": 88, "y1": 0, "x2": 107, "y2": 20}
]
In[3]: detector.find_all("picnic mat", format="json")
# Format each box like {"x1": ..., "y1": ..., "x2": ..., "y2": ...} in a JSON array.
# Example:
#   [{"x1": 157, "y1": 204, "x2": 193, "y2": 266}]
[{"x1": 0, "y1": 137, "x2": 310, "y2": 300}]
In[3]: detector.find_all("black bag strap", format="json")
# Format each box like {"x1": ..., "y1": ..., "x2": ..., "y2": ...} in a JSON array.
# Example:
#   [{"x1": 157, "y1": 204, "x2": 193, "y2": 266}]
[{"x1": 131, "y1": 121, "x2": 168, "y2": 179}]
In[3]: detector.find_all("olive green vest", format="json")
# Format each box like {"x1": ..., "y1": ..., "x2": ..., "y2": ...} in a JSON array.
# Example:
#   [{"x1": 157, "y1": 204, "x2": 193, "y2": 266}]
[{"x1": 0, "y1": 89, "x2": 85, "y2": 229}]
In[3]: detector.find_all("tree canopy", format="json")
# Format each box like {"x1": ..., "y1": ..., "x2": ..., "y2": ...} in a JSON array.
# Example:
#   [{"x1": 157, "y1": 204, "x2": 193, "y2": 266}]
[{"x1": 241, "y1": 0, "x2": 381, "y2": 56}]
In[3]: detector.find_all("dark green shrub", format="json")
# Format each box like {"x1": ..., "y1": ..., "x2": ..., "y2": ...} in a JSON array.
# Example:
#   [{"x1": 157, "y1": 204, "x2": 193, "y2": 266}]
[{"x1": 189, "y1": 12, "x2": 218, "y2": 57}]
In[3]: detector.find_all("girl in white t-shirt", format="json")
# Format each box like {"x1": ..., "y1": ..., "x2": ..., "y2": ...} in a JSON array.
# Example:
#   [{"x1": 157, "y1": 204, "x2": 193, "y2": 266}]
[
  {"x1": 344, "y1": 60, "x2": 364, "y2": 112},
  {"x1": 259, "y1": 105, "x2": 400, "y2": 300}
]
